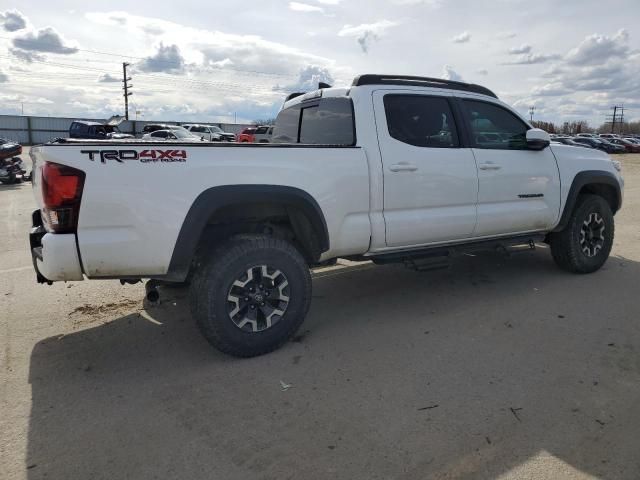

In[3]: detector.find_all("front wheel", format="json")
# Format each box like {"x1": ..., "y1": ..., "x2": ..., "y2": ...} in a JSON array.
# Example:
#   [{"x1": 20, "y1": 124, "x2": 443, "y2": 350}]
[
  {"x1": 549, "y1": 194, "x2": 614, "y2": 273},
  {"x1": 190, "y1": 235, "x2": 312, "y2": 357}
]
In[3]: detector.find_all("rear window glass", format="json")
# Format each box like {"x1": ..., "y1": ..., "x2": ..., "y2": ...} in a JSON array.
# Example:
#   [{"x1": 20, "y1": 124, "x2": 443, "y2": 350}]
[
  {"x1": 271, "y1": 108, "x2": 299, "y2": 143},
  {"x1": 272, "y1": 97, "x2": 355, "y2": 145}
]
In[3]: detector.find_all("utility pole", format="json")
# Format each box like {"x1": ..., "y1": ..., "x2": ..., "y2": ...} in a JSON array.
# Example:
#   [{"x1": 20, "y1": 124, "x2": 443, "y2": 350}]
[
  {"x1": 122, "y1": 62, "x2": 133, "y2": 121},
  {"x1": 529, "y1": 105, "x2": 535, "y2": 122},
  {"x1": 619, "y1": 106, "x2": 625, "y2": 135},
  {"x1": 610, "y1": 106, "x2": 617, "y2": 133}
]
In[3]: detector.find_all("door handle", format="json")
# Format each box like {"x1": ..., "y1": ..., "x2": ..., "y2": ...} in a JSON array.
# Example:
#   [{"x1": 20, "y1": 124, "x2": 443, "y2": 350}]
[
  {"x1": 389, "y1": 163, "x2": 418, "y2": 172},
  {"x1": 478, "y1": 162, "x2": 501, "y2": 170}
]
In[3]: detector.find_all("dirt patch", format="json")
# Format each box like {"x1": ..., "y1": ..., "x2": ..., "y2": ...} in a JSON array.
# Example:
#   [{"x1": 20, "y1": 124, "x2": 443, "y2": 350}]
[{"x1": 68, "y1": 299, "x2": 141, "y2": 328}]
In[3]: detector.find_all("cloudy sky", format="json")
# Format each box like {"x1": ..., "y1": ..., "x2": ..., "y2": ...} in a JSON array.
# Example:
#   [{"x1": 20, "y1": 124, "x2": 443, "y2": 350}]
[{"x1": 0, "y1": 0, "x2": 638, "y2": 124}]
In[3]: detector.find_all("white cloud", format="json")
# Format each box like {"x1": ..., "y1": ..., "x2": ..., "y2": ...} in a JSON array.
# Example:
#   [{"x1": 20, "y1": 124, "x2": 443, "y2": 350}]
[
  {"x1": 289, "y1": 2, "x2": 324, "y2": 13},
  {"x1": 476, "y1": 69, "x2": 488, "y2": 76},
  {"x1": 452, "y1": 31, "x2": 471, "y2": 44},
  {"x1": 274, "y1": 64, "x2": 334, "y2": 92},
  {"x1": 496, "y1": 31, "x2": 517, "y2": 39},
  {"x1": 0, "y1": 70, "x2": 8, "y2": 82},
  {"x1": 97, "y1": 73, "x2": 120, "y2": 83},
  {"x1": 391, "y1": 0, "x2": 443, "y2": 6},
  {"x1": 338, "y1": 20, "x2": 398, "y2": 53},
  {"x1": 137, "y1": 43, "x2": 185, "y2": 73},
  {"x1": 12, "y1": 26, "x2": 78, "y2": 54},
  {"x1": 86, "y1": 11, "x2": 333, "y2": 76},
  {"x1": 504, "y1": 53, "x2": 561, "y2": 65},
  {"x1": 565, "y1": 28, "x2": 629, "y2": 65},
  {"x1": 0, "y1": 9, "x2": 27, "y2": 32},
  {"x1": 531, "y1": 83, "x2": 570, "y2": 96},
  {"x1": 441, "y1": 65, "x2": 463, "y2": 82},
  {"x1": 10, "y1": 47, "x2": 45, "y2": 62},
  {"x1": 509, "y1": 44, "x2": 532, "y2": 55}
]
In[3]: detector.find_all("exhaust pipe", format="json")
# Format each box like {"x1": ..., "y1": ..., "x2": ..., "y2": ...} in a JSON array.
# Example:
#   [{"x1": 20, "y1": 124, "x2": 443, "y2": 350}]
[{"x1": 145, "y1": 280, "x2": 160, "y2": 303}]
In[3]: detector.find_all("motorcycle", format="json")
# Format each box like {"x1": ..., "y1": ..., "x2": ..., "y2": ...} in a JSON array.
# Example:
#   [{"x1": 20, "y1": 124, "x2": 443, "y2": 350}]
[
  {"x1": 0, "y1": 138, "x2": 28, "y2": 184},
  {"x1": 0, "y1": 157, "x2": 28, "y2": 184}
]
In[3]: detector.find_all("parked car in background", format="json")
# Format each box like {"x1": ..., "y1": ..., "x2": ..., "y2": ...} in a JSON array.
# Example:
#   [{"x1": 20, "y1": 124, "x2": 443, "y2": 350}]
[
  {"x1": 254, "y1": 126, "x2": 274, "y2": 143},
  {"x1": 141, "y1": 129, "x2": 207, "y2": 142},
  {"x1": 183, "y1": 124, "x2": 236, "y2": 142},
  {"x1": 237, "y1": 126, "x2": 274, "y2": 143},
  {"x1": 599, "y1": 139, "x2": 627, "y2": 154},
  {"x1": 599, "y1": 133, "x2": 620, "y2": 140},
  {"x1": 69, "y1": 120, "x2": 134, "y2": 140},
  {"x1": 609, "y1": 138, "x2": 640, "y2": 153},
  {"x1": 572, "y1": 137, "x2": 623, "y2": 153},
  {"x1": 0, "y1": 137, "x2": 22, "y2": 159},
  {"x1": 576, "y1": 133, "x2": 599, "y2": 138},
  {"x1": 555, "y1": 137, "x2": 590, "y2": 148},
  {"x1": 142, "y1": 124, "x2": 172, "y2": 134},
  {"x1": 624, "y1": 138, "x2": 640, "y2": 145},
  {"x1": 237, "y1": 127, "x2": 256, "y2": 143},
  {"x1": 142, "y1": 124, "x2": 192, "y2": 135}
]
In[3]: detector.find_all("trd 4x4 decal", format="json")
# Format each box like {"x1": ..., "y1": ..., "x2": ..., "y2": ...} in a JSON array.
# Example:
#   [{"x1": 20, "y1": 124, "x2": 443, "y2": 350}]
[{"x1": 80, "y1": 149, "x2": 187, "y2": 164}]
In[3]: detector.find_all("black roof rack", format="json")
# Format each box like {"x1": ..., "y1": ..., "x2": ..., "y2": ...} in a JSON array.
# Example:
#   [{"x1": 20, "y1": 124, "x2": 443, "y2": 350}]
[{"x1": 352, "y1": 74, "x2": 498, "y2": 99}]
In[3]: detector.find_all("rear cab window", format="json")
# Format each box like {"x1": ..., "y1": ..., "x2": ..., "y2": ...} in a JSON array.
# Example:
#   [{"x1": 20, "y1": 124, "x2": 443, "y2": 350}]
[{"x1": 272, "y1": 97, "x2": 355, "y2": 145}]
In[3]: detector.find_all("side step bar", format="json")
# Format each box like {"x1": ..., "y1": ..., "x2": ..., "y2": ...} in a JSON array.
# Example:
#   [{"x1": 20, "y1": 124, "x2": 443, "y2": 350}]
[{"x1": 370, "y1": 234, "x2": 546, "y2": 271}]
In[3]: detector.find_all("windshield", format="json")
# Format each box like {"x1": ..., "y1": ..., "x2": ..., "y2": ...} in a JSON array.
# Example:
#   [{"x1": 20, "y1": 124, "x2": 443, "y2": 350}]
[
  {"x1": 210, "y1": 126, "x2": 223, "y2": 133},
  {"x1": 172, "y1": 130, "x2": 194, "y2": 139}
]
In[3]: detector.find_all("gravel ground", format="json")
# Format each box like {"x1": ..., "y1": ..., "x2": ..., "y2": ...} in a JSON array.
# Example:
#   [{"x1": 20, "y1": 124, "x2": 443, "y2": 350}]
[{"x1": 2, "y1": 153, "x2": 640, "y2": 480}]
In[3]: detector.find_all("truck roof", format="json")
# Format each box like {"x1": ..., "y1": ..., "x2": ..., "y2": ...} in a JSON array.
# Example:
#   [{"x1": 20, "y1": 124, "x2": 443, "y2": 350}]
[{"x1": 282, "y1": 74, "x2": 498, "y2": 110}]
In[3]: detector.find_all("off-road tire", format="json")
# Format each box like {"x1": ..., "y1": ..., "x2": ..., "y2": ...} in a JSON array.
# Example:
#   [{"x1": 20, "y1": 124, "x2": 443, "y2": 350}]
[
  {"x1": 190, "y1": 235, "x2": 312, "y2": 357},
  {"x1": 550, "y1": 194, "x2": 614, "y2": 273}
]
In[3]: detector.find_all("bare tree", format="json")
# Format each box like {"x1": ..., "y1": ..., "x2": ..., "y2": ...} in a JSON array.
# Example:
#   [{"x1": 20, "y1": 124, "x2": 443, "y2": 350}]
[{"x1": 252, "y1": 118, "x2": 277, "y2": 126}]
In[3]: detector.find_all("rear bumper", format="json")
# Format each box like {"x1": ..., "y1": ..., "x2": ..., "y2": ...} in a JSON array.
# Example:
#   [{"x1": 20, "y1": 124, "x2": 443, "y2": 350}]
[{"x1": 30, "y1": 210, "x2": 84, "y2": 283}]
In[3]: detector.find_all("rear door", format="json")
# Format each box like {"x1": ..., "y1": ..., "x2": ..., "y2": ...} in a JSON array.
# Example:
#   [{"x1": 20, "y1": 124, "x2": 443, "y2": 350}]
[
  {"x1": 373, "y1": 91, "x2": 479, "y2": 247},
  {"x1": 459, "y1": 98, "x2": 561, "y2": 237}
]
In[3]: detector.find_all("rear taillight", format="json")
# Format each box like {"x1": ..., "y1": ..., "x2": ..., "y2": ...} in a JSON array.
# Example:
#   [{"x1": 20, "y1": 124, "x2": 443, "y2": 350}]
[{"x1": 41, "y1": 162, "x2": 85, "y2": 233}]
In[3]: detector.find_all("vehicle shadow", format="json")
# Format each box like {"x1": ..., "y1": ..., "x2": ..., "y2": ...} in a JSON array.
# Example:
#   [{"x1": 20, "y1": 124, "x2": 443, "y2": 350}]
[
  {"x1": 26, "y1": 249, "x2": 640, "y2": 479},
  {"x1": 0, "y1": 182, "x2": 28, "y2": 191}
]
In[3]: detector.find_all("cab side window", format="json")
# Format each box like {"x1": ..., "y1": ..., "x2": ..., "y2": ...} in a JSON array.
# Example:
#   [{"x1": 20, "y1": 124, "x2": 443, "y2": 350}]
[
  {"x1": 463, "y1": 100, "x2": 529, "y2": 150},
  {"x1": 383, "y1": 95, "x2": 459, "y2": 148}
]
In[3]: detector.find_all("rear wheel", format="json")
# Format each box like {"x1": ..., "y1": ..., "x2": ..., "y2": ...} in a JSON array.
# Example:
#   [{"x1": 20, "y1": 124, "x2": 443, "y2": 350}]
[
  {"x1": 190, "y1": 235, "x2": 312, "y2": 357},
  {"x1": 550, "y1": 194, "x2": 614, "y2": 273}
]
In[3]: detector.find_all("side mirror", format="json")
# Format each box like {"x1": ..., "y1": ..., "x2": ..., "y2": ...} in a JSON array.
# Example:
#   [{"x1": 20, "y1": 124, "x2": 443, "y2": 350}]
[{"x1": 526, "y1": 128, "x2": 550, "y2": 150}]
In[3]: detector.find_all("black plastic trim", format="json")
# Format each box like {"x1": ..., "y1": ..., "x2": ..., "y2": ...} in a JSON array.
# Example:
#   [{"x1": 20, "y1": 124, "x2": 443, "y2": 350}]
[
  {"x1": 166, "y1": 185, "x2": 330, "y2": 281},
  {"x1": 370, "y1": 233, "x2": 546, "y2": 263},
  {"x1": 353, "y1": 74, "x2": 498, "y2": 99},
  {"x1": 553, "y1": 170, "x2": 622, "y2": 232}
]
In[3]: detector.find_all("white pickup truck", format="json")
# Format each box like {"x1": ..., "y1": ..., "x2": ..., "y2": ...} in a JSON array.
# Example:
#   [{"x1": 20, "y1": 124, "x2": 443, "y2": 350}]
[{"x1": 29, "y1": 74, "x2": 624, "y2": 357}]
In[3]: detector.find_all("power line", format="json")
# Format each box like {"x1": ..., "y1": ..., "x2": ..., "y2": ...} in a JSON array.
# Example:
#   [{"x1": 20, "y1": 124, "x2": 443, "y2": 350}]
[
  {"x1": 0, "y1": 35, "x2": 292, "y2": 78},
  {"x1": 0, "y1": 54, "x2": 281, "y2": 93}
]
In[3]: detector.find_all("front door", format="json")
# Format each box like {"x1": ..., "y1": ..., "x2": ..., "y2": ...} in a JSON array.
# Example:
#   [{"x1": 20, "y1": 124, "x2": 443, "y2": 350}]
[
  {"x1": 459, "y1": 98, "x2": 561, "y2": 237},
  {"x1": 373, "y1": 91, "x2": 479, "y2": 247}
]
